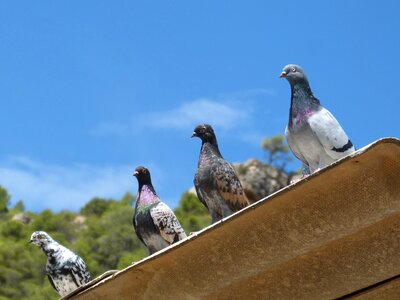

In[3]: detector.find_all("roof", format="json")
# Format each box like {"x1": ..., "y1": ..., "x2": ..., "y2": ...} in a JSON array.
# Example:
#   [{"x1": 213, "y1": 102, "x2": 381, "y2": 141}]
[{"x1": 65, "y1": 137, "x2": 400, "y2": 300}]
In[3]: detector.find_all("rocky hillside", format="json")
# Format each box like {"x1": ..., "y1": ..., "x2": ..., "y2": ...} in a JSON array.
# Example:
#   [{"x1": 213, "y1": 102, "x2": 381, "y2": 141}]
[{"x1": 234, "y1": 159, "x2": 293, "y2": 203}]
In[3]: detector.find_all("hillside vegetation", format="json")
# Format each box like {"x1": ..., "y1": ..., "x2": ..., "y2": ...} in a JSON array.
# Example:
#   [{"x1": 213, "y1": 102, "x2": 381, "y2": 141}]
[{"x1": 0, "y1": 187, "x2": 210, "y2": 300}]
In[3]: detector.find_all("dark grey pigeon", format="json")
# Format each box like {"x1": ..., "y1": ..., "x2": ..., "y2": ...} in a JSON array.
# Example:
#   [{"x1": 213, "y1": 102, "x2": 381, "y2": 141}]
[
  {"x1": 133, "y1": 166, "x2": 187, "y2": 254},
  {"x1": 192, "y1": 124, "x2": 250, "y2": 223},
  {"x1": 280, "y1": 64, "x2": 355, "y2": 174},
  {"x1": 29, "y1": 231, "x2": 91, "y2": 297}
]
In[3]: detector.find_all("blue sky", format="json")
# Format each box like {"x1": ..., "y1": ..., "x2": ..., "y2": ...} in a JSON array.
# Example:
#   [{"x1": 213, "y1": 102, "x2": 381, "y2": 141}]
[{"x1": 0, "y1": 1, "x2": 399, "y2": 211}]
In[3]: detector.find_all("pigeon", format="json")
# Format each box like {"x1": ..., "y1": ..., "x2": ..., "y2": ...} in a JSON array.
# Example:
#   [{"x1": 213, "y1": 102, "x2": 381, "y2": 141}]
[
  {"x1": 280, "y1": 64, "x2": 355, "y2": 174},
  {"x1": 133, "y1": 166, "x2": 187, "y2": 254},
  {"x1": 29, "y1": 231, "x2": 91, "y2": 297},
  {"x1": 192, "y1": 124, "x2": 250, "y2": 223}
]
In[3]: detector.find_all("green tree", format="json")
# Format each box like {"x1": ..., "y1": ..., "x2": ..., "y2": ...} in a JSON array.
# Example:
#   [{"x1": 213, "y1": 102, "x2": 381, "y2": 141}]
[
  {"x1": 261, "y1": 134, "x2": 292, "y2": 170},
  {"x1": 80, "y1": 197, "x2": 115, "y2": 217},
  {"x1": 174, "y1": 192, "x2": 211, "y2": 233},
  {"x1": 74, "y1": 193, "x2": 143, "y2": 275},
  {"x1": 9, "y1": 200, "x2": 25, "y2": 215},
  {"x1": 261, "y1": 135, "x2": 306, "y2": 184},
  {"x1": 0, "y1": 186, "x2": 11, "y2": 214}
]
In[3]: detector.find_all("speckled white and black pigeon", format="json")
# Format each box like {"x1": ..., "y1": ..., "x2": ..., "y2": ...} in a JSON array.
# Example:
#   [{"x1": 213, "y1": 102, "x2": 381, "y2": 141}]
[
  {"x1": 192, "y1": 124, "x2": 250, "y2": 223},
  {"x1": 133, "y1": 166, "x2": 187, "y2": 254},
  {"x1": 280, "y1": 64, "x2": 355, "y2": 174},
  {"x1": 29, "y1": 231, "x2": 91, "y2": 297}
]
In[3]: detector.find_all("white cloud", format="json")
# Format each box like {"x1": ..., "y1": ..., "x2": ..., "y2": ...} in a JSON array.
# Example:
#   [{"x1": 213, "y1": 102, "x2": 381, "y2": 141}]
[
  {"x1": 91, "y1": 88, "x2": 276, "y2": 137},
  {"x1": 90, "y1": 98, "x2": 250, "y2": 136},
  {"x1": 149, "y1": 98, "x2": 249, "y2": 130},
  {"x1": 0, "y1": 156, "x2": 136, "y2": 212}
]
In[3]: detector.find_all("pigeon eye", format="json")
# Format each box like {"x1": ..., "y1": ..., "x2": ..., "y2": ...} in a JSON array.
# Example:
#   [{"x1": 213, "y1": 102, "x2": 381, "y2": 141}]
[{"x1": 291, "y1": 67, "x2": 296, "y2": 72}]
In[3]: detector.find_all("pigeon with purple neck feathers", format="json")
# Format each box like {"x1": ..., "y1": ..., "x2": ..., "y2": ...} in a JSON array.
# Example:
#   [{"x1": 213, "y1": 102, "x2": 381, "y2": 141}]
[
  {"x1": 280, "y1": 64, "x2": 355, "y2": 174},
  {"x1": 133, "y1": 166, "x2": 187, "y2": 254},
  {"x1": 192, "y1": 124, "x2": 250, "y2": 223},
  {"x1": 29, "y1": 231, "x2": 91, "y2": 297}
]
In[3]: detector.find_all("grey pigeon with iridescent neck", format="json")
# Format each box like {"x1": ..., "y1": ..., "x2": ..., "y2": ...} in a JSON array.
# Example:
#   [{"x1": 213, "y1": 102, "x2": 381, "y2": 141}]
[
  {"x1": 29, "y1": 231, "x2": 91, "y2": 297},
  {"x1": 133, "y1": 166, "x2": 187, "y2": 254},
  {"x1": 192, "y1": 124, "x2": 250, "y2": 223},
  {"x1": 280, "y1": 64, "x2": 355, "y2": 174}
]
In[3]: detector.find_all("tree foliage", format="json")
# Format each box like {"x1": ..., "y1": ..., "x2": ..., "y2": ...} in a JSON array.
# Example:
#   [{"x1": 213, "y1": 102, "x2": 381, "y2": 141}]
[
  {"x1": 261, "y1": 134, "x2": 305, "y2": 184},
  {"x1": 174, "y1": 192, "x2": 211, "y2": 233},
  {"x1": 0, "y1": 186, "x2": 11, "y2": 214},
  {"x1": 261, "y1": 135, "x2": 292, "y2": 170}
]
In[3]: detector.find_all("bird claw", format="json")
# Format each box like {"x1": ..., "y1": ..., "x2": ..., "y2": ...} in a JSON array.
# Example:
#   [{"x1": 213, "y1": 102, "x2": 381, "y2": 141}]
[
  {"x1": 290, "y1": 173, "x2": 311, "y2": 184},
  {"x1": 290, "y1": 167, "x2": 322, "y2": 184},
  {"x1": 290, "y1": 177, "x2": 302, "y2": 184}
]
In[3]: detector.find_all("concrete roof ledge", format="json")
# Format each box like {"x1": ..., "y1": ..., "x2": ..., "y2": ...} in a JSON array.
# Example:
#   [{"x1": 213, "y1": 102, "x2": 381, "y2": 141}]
[{"x1": 66, "y1": 137, "x2": 400, "y2": 300}]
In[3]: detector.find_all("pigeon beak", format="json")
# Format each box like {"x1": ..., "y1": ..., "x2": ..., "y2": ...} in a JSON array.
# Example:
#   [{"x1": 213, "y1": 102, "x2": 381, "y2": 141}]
[
  {"x1": 133, "y1": 171, "x2": 139, "y2": 177},
  {"x1": 191, "y1": 132, "x2": 197, "y2": 138},
  {"x1": 29, "y1": 239, "x2": 33, "y2": 244},
  {"x1": 279, "y1": 71, "x2": 287, "y2": 78}
]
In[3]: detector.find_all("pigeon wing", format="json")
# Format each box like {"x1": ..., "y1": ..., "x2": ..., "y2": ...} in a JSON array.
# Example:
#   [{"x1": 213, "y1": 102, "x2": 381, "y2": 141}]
[
  {"x1": 47, "y1": 274, "x2": 58, "y2": 292},
  {"x1": 212, "y1": 160, "x2": 249, "y2": 211},
  {"x1": 133, "y1": 214, "x2": 146, "y2": 246},
  {"x1": 70, "y1": 256, "x2": 91, "y2": 286},
  {"x1": 308, "y1": 107, "x2": 354, "y2": 159},
  {"x1": 150, "y1": 202, "x2": 187, "y2": 244},
  {"x1": 194, "y1": 174, "x2": 208, "y2": 209}
]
